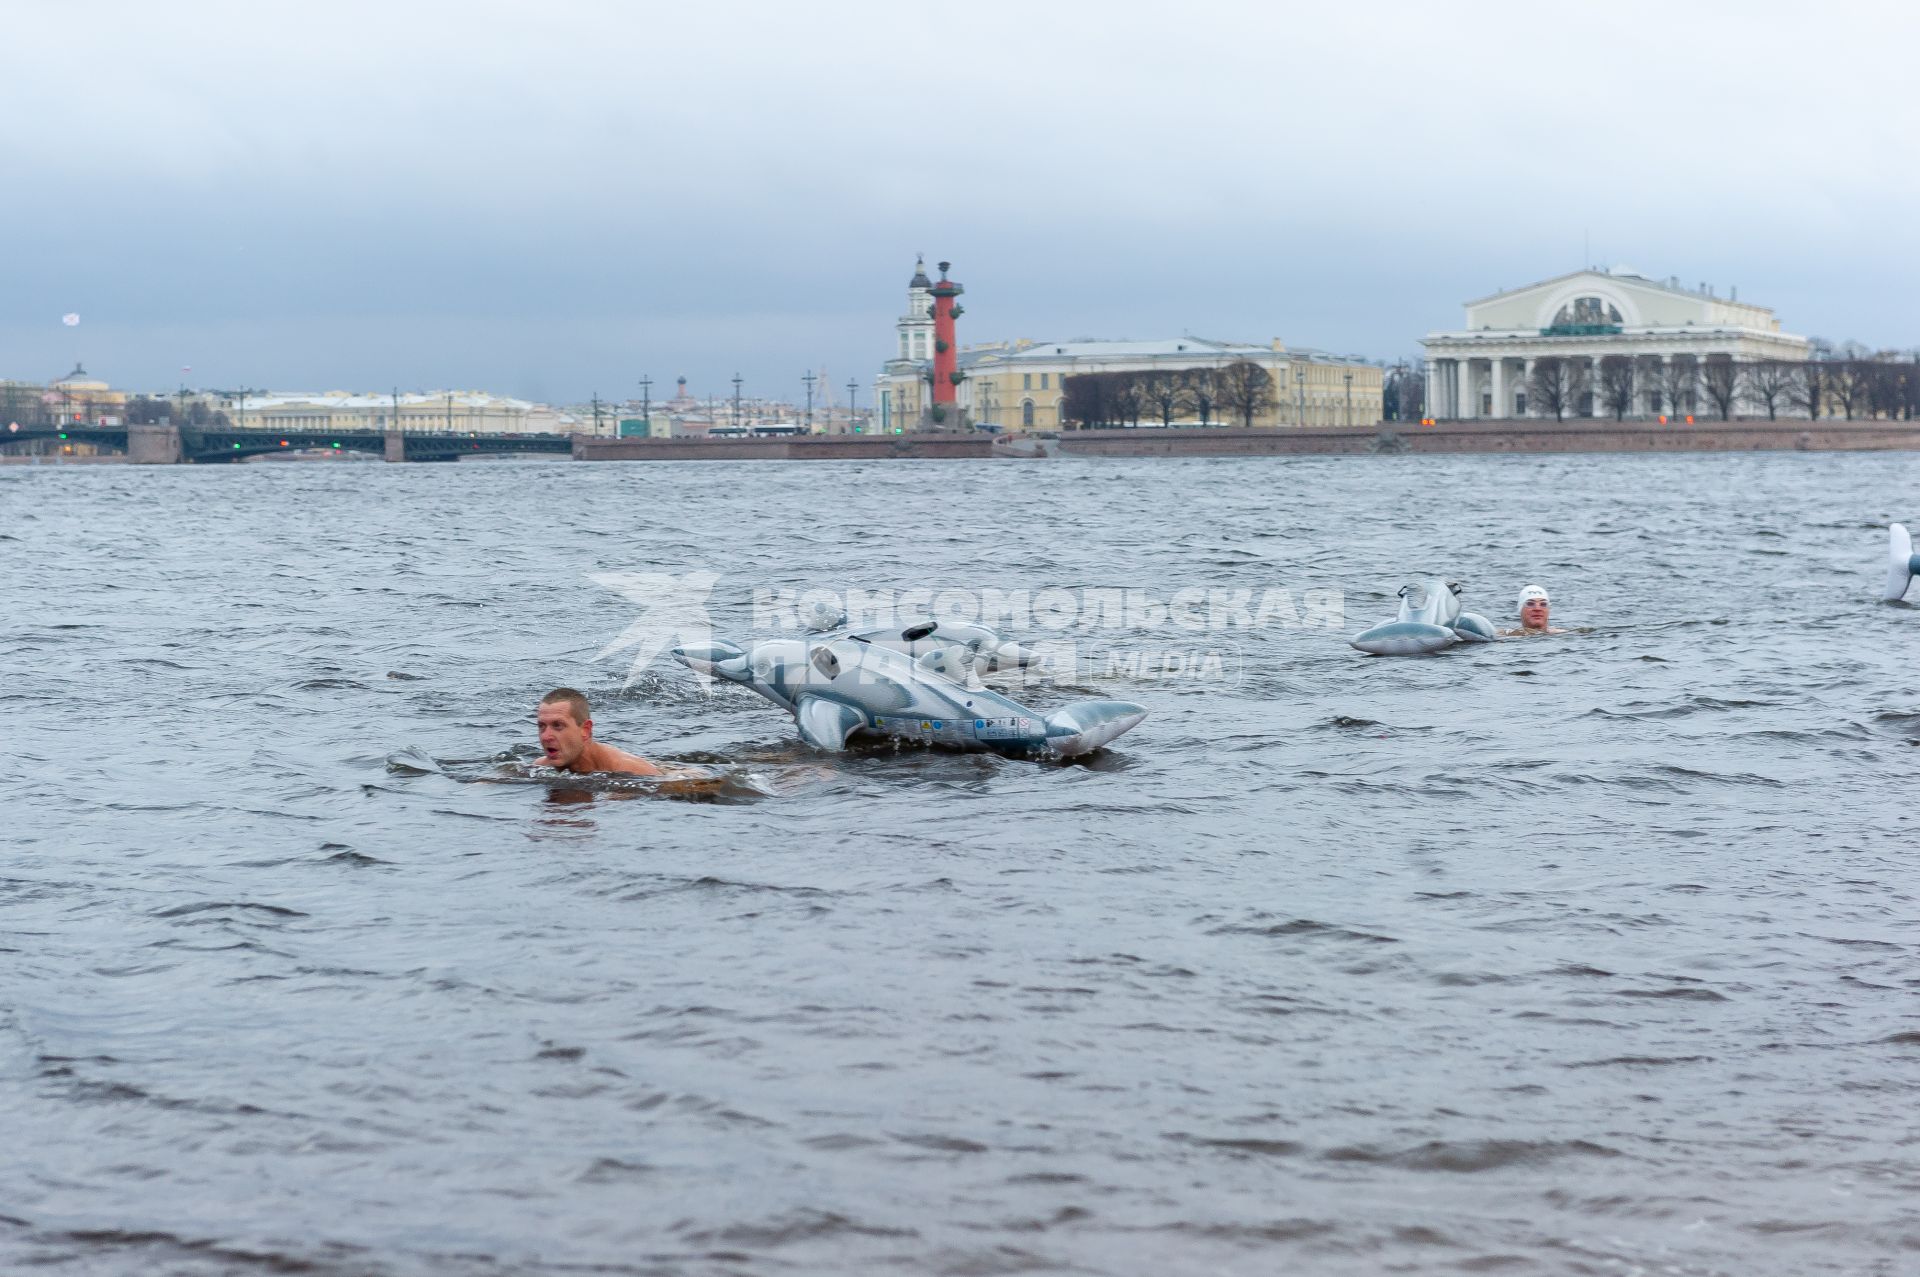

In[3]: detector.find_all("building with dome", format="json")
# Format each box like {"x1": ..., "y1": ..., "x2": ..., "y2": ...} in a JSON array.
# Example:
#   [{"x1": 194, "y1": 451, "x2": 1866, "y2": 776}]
[{"x1": 1422, "y1": 268, "x2": 1810, "y2": 419}]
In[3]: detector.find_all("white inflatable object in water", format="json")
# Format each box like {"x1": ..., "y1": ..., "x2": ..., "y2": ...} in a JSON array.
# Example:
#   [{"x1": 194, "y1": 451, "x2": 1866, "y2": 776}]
[
  {"x1": 801, "y1": 603, "x2": 1035, "y2": 675},
  {"x1": 1350, "y1": 579, "x2": 1499, "y2": 655},
  {"x1": 1885, "y1": 523, "x2": 1920, "y2": 602},
  {"x1": 673, "y1": 635, "x2": 1144, "y2": 757}
]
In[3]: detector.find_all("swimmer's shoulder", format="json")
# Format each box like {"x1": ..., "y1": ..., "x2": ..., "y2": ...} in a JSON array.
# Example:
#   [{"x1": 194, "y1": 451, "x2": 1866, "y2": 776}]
[{"x1": 594, "y1": 743, "x2": 663, "y2": 776}]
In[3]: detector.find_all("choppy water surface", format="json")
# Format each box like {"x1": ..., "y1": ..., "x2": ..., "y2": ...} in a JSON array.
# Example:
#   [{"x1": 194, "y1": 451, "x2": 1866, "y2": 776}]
[{"x1": 4, "y1": 452, "x2": 1919, "y2": 1276}]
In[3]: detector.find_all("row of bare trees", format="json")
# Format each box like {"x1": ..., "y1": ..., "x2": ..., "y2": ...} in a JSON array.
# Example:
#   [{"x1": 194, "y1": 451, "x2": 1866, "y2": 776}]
[
  {"x1": 1529, "y1": 354, "x2": 1920, "y2": 422},
  {"x1": 1059, "y1": 363, "x2": 1276, "y2": 429},
  {"x1": 123, "y1": 396, "x2": 230, "y2": 427},
  {"x1": 1384, "y1": 348, "x2": 1920, "y2": 423}
]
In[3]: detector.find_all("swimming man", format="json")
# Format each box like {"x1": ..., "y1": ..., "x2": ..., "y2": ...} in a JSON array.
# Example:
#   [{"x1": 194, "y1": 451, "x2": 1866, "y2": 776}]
[
  {"x1": 533, "y1": 687, "x2": 663, "y2": 775},
  {"x1": 1501, "y1": 584, "x2": 1566, "y2": 637}
]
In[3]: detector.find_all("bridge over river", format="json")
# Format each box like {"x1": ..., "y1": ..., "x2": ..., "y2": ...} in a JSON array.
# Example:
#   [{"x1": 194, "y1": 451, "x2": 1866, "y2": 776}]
[{"x1": 0, "y1": 423, "x2": 577, "y2": 463}]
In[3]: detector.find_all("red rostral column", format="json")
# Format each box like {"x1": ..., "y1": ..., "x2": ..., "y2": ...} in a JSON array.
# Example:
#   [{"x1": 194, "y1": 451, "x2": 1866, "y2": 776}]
[{"x1": 931, "y1": 260, "x2": 964, "y2": 416}]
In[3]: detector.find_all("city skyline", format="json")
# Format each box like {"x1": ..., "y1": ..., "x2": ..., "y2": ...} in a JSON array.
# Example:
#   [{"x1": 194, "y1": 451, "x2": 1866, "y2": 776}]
[{"x1": 3, "y1": 0, "x2": 1915, "y2": 401}]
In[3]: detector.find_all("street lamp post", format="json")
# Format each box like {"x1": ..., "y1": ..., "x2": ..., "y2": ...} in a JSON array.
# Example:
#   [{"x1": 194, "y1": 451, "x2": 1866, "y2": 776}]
[
  {"x1": 846, "y1": 379, "x2": 859, "y2": 432},
  {"x1": 1294, "y1": 367, "x2": 1306, "y2": 426},
  {"x1": 638, "y1": 375, "x2": 652, "y2": 433},
  {"x1": 802, "y1": 370, "x2": 815, "y2": 434},
  {"x1": 731, "y1": 374, "x2": 743, "y2": 432},
  {"x1": 1344, "y1": 372, "x2": 1353, "y2": 428}
]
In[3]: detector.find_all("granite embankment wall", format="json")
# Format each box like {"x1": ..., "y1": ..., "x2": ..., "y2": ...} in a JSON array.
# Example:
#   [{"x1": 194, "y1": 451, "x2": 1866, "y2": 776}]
[
  {"x1": 1053, "y1": 419, "x2": 1920, "y2": 457},
  {"x1": 574, "y1": 433, "x2": 993, "y2": 461},
  {"x1": 575, "y1": 420, "x2": 1920, "y2": 462}
]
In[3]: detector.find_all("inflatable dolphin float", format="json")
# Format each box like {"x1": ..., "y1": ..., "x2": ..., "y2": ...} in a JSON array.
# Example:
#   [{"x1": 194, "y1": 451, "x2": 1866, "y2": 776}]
[
  {"x1": 1350, "y1": 579, "x2": 1498, "y2": 655},
  {"x1": 1885, "y1": 523, "x2": 1920, "y2": 602},
  {"x1": 673, "y1": 634, "x2": 1145, "y2": 757}
]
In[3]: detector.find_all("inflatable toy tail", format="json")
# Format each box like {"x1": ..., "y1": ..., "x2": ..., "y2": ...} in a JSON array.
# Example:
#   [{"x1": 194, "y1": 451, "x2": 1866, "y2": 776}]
[
  {"x1": 1044, "y1": 700, "x2": 1147, "y2": 757},
  {"x1": 1885, "y1": 523, "x2": 1920, "y2": 602},
  {"x1": 1351, "y1": 620, "x2": 1457, "y2": 655},
  {"x1": 1451, "y1": 612, "x2": 1498, "y2": 643}
]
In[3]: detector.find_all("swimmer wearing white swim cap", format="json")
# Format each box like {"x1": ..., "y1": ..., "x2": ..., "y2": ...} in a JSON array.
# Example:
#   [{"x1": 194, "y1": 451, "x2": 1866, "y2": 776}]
[{"x1": 1501, "y1": 584, "x2": 1565, "y2": 636}]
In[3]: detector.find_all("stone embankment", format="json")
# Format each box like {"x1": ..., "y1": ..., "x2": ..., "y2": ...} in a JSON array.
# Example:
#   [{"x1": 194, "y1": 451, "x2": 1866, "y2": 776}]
[{"x1": 575, "y1": 419, "x2": 1920, "y2": 462}]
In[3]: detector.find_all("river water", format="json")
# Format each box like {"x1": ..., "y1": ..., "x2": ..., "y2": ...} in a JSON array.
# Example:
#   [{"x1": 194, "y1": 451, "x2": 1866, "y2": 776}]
[{"x1": 3, "y1": 452, "x2": 1917, "y2": 1276}]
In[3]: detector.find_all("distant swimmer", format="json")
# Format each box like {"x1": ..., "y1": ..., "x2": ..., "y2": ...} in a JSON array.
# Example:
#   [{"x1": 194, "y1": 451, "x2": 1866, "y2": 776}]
[
  {"x1": 533, "y1": 688, "x2": 663, "y2": 776},
  {"x1": 1500, "y1": 584, "x2": 1566, "y2": 637}
]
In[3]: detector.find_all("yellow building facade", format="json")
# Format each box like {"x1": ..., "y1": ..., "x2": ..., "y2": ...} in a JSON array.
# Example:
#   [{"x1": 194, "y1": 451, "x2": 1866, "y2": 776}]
[
  {"x1": 871, "y1": 263, "x2": 1384, "y2": 431},
  {"x1": 950, "y1": 337, "x2": 1383, "y2": 431}
]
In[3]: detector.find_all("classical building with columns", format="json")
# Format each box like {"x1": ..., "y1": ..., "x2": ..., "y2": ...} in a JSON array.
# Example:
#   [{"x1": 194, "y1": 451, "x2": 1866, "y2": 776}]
[{"x1": 1422, "y1": 269, "x2": 1810, "y2": 420}]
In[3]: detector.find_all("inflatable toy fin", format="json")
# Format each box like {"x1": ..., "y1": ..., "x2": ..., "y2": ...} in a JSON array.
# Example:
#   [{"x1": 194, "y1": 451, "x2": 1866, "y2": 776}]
[
  {"x1": 794, "y1": 695, "x2": 866, "y2": 751},
  {"x1": 1452, "y1": 612, "x2": 1498, "y2": 643},
  {"x1": 1885, "y1": 523, "x2": 1920, "y2": 602},
  {"x1": 1044, "y1": 700, "x2": 1148, "y2": 757}
]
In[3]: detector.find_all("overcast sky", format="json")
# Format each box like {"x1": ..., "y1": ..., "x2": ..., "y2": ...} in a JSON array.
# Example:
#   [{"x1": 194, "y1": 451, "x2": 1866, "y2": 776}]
[{"x1": 3, "y1": 0, "x2": 1915, "y2": 404}]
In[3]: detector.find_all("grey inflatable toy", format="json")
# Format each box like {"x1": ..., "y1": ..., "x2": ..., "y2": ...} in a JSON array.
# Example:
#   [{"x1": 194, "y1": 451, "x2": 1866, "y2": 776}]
[
  {"x1": 800, "y1": 601, "x2": 1035, "y2": 675},
  {"x1": 1885, "y1": 523, "x2": 1920, "y2": 601},
  {"x1": 673, "y1": 634, "x2": 1145, "y2": 757},
  {"x1": 1350, "y1": 578, "x2": 1498, "y2": 655}
]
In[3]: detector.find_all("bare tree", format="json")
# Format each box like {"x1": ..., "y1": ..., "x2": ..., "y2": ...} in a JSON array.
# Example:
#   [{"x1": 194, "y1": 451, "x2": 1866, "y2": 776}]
[
  {"x1": 1741, "y1": 360, "x2": 1798, "y2": 421},
  {"x1": 1182, "y1": 368, "x2": 1219, "y2": 426},
  {"x1": 1215, "y1": 361, "x2": 1276, "y2": 428},
  {"x1": 1109, "y1": 372, "x2": 1145, "y2": 427},
  {"x1": 1698, "y1": 358, "x2": 1740, "y2": 420},
  {"x1": 1864, "y1": 353, "x2": 1913, "y2": 420},
  {"x1": 1059, "y1": 373, "x2": 1111, "y2": 429},
  {"x1": 1823, "y1": 358, "x2": 1867, "y2": 420},
  {"x1": 1140, "y1": 369, "x2": 1188, "y2": 426},
  {"x1": 1789, "y1": 360, "x2": 1824, "y2": 419},
  {"x1": 1657, "y1": 357, "x2": 1697, "y2": 419},
  {"x1": 1598, "y1": 355, "x2": 1635, "y2": 421},
  {"x1": 1383, "y1": 360, "x2": 1425, "y2": 421},
  {"x1": 1528, "y1": 357, "x2": 1587, "y2": 422},
  {"x1": 124, "y1": 396, "x2": 171, "y2": 424}
]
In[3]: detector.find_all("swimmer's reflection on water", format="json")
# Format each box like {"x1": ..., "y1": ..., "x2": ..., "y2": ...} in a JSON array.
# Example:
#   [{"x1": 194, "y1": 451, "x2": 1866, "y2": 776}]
[{"x1": 534, "y1": 688, "x2": 661, "y2": 775}]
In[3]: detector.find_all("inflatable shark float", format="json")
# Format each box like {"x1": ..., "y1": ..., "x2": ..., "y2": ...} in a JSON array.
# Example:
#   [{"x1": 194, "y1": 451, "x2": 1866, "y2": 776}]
[
  {"x1": 1350, "y1": 579, "x2": 1499, "y2": 655},
  {"x1": 673, "y1": 633, "x2": 1145, "y2": 757},
  {"x1": 1885, "y1": 523, "x2": 1920, "y2": 602}
]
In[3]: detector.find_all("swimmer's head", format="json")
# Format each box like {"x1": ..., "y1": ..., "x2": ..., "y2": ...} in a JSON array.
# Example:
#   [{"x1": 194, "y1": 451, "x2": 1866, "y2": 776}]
[
  {"x1": 536, "y1": 687, "x2": 593, "y2": 767},
  {"x1": 1517, "y1": 584, "x2": 1550, "y2": 629}
]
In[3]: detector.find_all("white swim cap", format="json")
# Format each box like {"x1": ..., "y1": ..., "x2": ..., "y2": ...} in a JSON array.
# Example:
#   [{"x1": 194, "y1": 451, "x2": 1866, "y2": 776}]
[{"x1": 1517, "y1": 584, "x2": 1550, "y2": 613}]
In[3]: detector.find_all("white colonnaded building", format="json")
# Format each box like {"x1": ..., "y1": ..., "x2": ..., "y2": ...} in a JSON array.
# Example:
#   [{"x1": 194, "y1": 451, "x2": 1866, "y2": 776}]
[
  {"x1": 211, "y1": 390, "x2": 585, "y2": 435},
  {"x1": 1423, "y1": 268, "x2": 1810, "y2": 420}
]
